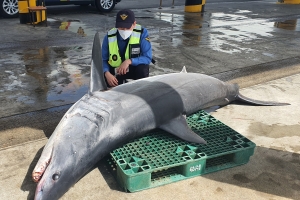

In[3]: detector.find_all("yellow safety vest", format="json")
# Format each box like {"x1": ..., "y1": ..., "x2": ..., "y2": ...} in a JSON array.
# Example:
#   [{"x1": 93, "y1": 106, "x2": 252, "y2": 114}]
[{"x1": 107, "y1": 24, "x2": 142, "y2": 67}]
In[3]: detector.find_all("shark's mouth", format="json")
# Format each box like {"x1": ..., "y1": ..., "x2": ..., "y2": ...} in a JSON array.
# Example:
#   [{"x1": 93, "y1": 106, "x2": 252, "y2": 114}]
[
  {"x1": 32, "y1": 146, "x2": 53, "y2": 183},
  {"x1": 32, "y1": 165, "x2": 47, "y2": 183}
]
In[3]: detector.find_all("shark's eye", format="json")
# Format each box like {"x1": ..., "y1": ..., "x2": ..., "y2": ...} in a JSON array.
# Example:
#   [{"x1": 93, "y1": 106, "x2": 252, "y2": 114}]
[{"x1": 52, "y1": 173, "x2": 60, "y2": 181}]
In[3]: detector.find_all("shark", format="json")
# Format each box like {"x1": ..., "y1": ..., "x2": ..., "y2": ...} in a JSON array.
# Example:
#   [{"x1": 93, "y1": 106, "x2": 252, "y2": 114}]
[{"x1": 32, "y1": 32, "x2": 289, "y2": 200}]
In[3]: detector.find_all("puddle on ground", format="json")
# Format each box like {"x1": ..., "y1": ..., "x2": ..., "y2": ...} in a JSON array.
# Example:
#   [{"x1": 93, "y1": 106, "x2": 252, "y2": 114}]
[
  {"x1": 274, "y1": 19, "x2": 300, "y2": 31},
  {"x1": 262, "y1": 52, "x2": 275, "y2": 58},
  {"x1": 152, "y1": 12, "x2": 203, "y2": 48},
  {"x1": 151, "y1": 12, "x2": 300, "y2": 55},
  {"x1": 151, "y1": 11, "x2": 277, "y2": 54},
  {"x1": 146, "y1": 10, "x2": 300, "y2": 74},
  {"x1": 235, "y1": 10, "x2": 252, "y2": 14},
  {"x1": 0, "y1": 45, "x2": 92, "y2": 116},
  {"x1": 58, "y1": 20, "x2": 96, "y2": 37},
  {"x1": 204, "y1": 12, "x2": 276, "y2": 54}
]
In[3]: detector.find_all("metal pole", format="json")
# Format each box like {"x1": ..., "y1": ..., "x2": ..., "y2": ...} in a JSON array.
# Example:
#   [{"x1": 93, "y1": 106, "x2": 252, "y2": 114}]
[
  {"x1": 159, "y1": 0, "x2": 162, "y2": 9},
  {"x1": 172, "y1": 0, "x2": 175, "y2": 8}
]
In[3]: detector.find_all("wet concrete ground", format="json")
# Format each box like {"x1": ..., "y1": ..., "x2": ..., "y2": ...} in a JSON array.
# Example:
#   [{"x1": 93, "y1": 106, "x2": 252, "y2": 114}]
[{"x1": 0, "y1": 0, "x2": 300, "y2": 199}]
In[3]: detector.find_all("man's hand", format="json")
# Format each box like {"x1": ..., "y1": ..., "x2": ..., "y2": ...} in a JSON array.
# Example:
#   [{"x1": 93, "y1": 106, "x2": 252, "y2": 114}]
[
  {"x1": 116, "y1": 59, "x2": 132, "y2": 75},
  {"x1": 105, "y1": 72, "x2": 118, "y2": 87}
]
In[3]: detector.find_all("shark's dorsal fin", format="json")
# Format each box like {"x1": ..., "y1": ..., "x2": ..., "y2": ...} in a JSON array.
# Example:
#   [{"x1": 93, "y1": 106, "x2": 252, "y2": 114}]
[
  {"x1": 181, "y1": 66, "x2": 187, "y2": 73},
  {"x1": 89, "y1": 32, "x2": 107, "y2": 94},
  {"x1": 159, "y1": 115, "x2": 207, "y2": 144}
]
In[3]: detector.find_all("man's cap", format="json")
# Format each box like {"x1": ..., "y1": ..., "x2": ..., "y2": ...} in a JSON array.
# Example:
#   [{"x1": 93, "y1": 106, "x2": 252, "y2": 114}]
[{"x1": 115, "y1": 9, "x2": 135, "y2": 29}]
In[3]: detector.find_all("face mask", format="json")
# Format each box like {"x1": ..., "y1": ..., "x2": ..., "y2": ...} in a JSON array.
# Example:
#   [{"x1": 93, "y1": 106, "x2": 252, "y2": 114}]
[{"x1": 118, "y1": 29, "x2": 133, "y2": 40}]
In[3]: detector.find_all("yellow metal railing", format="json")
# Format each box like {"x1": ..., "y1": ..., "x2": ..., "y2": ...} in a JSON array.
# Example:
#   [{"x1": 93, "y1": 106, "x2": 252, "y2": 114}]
[{"x1": 277, "y1": 0, "x2": 300, "y2": 4}]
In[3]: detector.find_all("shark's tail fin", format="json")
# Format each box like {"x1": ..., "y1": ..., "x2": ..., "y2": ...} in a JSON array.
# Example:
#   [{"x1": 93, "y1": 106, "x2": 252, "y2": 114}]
[{"x1": 236, "y1": 93, "x2": 290, "y2": 106}]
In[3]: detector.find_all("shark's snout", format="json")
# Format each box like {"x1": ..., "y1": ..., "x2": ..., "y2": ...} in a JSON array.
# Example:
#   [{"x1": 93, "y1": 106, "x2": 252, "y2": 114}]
[
  {"x1": 34, "y1": 178, "x2": 45, "y2": 200},
  {"x1": 34, "y1": 169, "x2": 63, "y2": 200}
]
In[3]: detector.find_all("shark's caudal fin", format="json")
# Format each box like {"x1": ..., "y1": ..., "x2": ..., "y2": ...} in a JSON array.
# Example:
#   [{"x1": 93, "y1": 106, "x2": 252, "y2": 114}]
[
  {"x1": 159, "y1": 115, "x2": 207, "y2": 144},
  {"x1": 89, "y1": 32, "x2": 107, "y2": 94},
  {"x1": 236, "y1": 93, "x2": 290, "y2": 106}
]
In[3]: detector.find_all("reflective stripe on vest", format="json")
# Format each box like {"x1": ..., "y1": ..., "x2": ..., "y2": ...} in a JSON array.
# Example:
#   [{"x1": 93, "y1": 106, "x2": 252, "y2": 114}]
[{"x1": 108, "y1": 24, "x2": 142, "y2": 67}]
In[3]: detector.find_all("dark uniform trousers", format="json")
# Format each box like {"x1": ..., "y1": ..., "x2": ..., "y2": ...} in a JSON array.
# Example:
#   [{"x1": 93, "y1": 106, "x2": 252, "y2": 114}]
[{"x1": 106, "y1": 64, "x2": 149, "y2": 86}]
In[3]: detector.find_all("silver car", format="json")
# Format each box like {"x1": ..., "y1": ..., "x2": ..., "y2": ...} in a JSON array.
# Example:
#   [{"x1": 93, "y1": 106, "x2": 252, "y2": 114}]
[{"x1": 0, "y1": 0, "x2": 121, "y2": 18}]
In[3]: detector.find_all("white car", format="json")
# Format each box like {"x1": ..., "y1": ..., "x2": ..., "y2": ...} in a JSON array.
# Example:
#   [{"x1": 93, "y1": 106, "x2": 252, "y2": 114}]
[{"x1": 0, "y1": 0, "x2": 121, "y2": 18}]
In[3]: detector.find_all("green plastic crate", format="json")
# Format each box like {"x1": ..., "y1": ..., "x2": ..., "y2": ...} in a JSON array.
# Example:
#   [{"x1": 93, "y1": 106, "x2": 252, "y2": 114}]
[{"x1": 106, "y1": 110, "x2": 256, "y2": 192}]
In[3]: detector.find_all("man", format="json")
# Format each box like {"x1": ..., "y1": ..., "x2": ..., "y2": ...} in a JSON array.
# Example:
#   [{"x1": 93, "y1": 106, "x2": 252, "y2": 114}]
[{"x1": 102, "y1": 9, "x2": 153, "y2": 87}]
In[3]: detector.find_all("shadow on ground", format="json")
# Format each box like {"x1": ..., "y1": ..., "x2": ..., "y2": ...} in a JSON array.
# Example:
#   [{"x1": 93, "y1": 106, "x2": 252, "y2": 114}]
[
  {"x1": 0, "y1": 105, "x2": 72, "y2": 149},
  {"x1": 21, "y1": 147, "x2": 44, "y2": 200}
]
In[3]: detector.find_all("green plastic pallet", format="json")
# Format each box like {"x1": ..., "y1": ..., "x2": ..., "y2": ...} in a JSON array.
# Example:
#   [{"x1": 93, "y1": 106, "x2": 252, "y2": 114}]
[{"x1": 106, "y1": 110, "x2": 256, "y2": 192}]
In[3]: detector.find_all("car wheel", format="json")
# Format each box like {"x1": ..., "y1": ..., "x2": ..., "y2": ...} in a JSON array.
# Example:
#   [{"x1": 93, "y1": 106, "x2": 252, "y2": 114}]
[
  {"x1": 0, "y1": 0, "x2": 19, "y2": 18},
  {"x1": 95, "y1": 0, "x2": 115, "y2": 13}
]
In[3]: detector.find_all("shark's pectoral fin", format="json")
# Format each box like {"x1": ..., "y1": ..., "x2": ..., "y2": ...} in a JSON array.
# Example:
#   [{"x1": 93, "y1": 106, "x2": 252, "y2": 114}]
[{"x1": 159, "y1": 115, "x2": 207, "y2": 144}]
